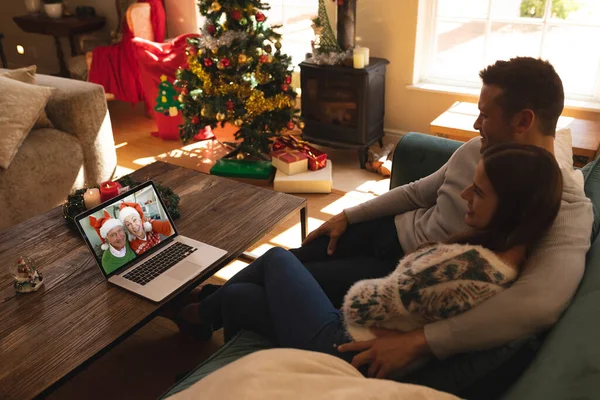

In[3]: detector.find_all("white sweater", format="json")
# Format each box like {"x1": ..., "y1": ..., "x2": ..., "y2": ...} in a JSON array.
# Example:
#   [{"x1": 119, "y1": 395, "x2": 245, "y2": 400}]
[
  {"x1": 343, "y1": 244, "x2": 519, "y2": 341},
  {"x1": 344, "y1": 138, "x2": 593, "y2": 358}
]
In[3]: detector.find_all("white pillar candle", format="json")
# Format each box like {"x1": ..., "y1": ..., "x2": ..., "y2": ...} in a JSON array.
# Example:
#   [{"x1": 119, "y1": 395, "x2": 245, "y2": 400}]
[
  {"x1": 83, "y1": 188, "x2": 101, "y2": 210},
  {"x1": 362, "y1": 47, "x2": 370, "y2": 66},
  {"x1": 353, "y1": 51, "x2": 365, "y2": 69}
]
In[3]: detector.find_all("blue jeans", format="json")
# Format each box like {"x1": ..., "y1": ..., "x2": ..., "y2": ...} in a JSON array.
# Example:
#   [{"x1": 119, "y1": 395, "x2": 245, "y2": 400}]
[{"x1": 197, "y1": 247, "x2": 355, "y2": 363}]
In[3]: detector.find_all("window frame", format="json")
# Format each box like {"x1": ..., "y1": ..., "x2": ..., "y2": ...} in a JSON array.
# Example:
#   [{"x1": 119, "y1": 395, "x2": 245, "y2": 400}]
[{"x1": 415, "y1": 0, "x2": 600, "y2": 103}]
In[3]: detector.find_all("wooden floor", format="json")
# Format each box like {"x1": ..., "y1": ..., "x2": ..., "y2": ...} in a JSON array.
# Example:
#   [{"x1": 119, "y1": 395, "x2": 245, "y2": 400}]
[{"x1": 45, "y1": 102, "x2": 378, "y2": 399}]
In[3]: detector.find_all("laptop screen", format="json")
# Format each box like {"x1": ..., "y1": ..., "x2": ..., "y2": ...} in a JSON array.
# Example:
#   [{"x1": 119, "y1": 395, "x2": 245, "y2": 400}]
[{"x1": 75, "y1": 181, "x2": 178, "y2": 277}]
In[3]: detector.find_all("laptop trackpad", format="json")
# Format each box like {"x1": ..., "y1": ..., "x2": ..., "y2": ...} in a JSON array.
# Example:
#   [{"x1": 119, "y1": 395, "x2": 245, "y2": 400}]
[{"x1": 165, "y1": 261, "x2": 200, "y2": 281}]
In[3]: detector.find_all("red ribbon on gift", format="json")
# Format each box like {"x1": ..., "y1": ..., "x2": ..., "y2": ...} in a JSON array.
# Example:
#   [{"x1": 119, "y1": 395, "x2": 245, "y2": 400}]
[
  {"x1": 272, "y1": 147, "x2": 308, "y2": 163},
  {"x1": 277, "y1": 136, "x2": 327, "y2": 170}
]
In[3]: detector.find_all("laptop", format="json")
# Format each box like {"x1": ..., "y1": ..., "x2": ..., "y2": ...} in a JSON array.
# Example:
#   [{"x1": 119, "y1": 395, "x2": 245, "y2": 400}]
[{"x1": 75, "y1": 180, "x2": 227, "y2": 302}]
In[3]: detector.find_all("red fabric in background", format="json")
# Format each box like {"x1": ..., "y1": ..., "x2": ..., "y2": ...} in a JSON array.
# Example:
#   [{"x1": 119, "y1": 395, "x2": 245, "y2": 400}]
[
  {"x1": 133, "y1": 34, "x2": 214, "y2": 141},
  {"x1": 88, "y1": 0, "x2": 166, "y2": 104}
]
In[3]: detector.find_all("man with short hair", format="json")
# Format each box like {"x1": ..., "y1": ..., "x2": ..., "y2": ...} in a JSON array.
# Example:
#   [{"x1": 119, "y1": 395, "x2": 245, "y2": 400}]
[
  {"x1": 292, "y1": 57, "x2": 593, "y2": 376},
  {"x1": 90, "y1": 211, "x2": 136, "y2": 274}
]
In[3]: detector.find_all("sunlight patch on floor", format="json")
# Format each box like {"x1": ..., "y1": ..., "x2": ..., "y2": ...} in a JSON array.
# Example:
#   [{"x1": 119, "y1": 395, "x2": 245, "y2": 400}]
[
  {"x1": 270, "y1": 218, "x2": 325, "y2": 248},
  {"x1": 114, "y1": 165, "x2": 136, "y2": 179},
  {"x1": 214, "y1": 259, "x2": 249, "y2": 282},
  {"x1": 355, "y1": 179, "x2": 391, "y2": 196},
  {"x1": 320, "y1": 191, "x2": 377, "y2": 215},
  {"x1": 133, "y1": 156, "x2": 158, "y2": 166}
]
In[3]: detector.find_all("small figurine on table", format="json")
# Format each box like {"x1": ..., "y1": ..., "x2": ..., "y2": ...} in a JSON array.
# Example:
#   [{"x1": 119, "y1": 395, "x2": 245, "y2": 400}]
[{"x1": 10, "y1": 256, "x2": 44, "y2": 293}]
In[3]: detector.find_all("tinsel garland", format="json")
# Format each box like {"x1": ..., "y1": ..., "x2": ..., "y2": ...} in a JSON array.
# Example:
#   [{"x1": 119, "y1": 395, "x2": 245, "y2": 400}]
[
  {"x1": 188, "y1": 58, "x2": 253, "y2": 98},
  {"x1": 245, "y1": 91, "x2": 294, "y2": 117},
  {"x1": 188, "y1": 56, "x2": 293, "y2": 116},
  {"x1": 199, "y1": 26, "x2": 249, "y2": 50},
  {"x1": 62, "y1": 177, "x2": 181, "y2": 229}
]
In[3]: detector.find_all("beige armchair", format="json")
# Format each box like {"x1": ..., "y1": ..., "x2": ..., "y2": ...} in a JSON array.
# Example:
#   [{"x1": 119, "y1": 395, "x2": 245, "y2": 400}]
[{"x1": 0, "y1": 72, "x2": 117, "y2": 232}]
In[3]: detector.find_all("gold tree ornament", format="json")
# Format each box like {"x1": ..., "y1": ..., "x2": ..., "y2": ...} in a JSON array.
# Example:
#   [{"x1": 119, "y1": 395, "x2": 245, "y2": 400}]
[
  {"x1": 211, "y1": 47, "x2": 219, "y2": 55},
  {"x1": 211, "y1": 1, "x2": 222, "y2": 12},
  {"x1": 201, "y1": 107, "x2": 209, "y2": 117},
  {"x1": 216, "y1": 112, "x2": 226, "y2": 121},
  {"x1": 234, "y1": 118, "x2": 244, "y2": 127},
  {"x1": 274, "y1": 41, "x2": 282, "y2": 50},
  {"x1": 298, "y1": 121, "x2": 306, "y2": 129},
  {"x1": 238, "y1": 53, "x2": 247, "y2": 63},
  {"x1": 236, "y1": 152, "x2": 245, "y2": 160}
]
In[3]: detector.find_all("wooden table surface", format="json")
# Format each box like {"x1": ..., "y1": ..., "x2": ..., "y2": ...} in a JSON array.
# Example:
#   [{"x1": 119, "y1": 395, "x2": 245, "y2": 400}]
[
  {"x1": 430, "y1": 101, "x2": 600, "y2": 166},
  {"x1": 13, "y1": 15, "x2": 106, "y2": 37},
  {"x1": 0, "y1": 162, "x2": 306, "y2": 400}
]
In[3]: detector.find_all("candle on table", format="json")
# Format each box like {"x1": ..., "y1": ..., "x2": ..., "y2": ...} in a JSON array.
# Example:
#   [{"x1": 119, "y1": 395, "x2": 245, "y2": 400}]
[
  {"x1": 362, "y1": 47, "x2": 370, "y2": 66},
  {"x1": 353, "y1": 50, "x2": 365, "y2": 69},
  {"x1": 100, "y1": 181, "x2": 119, "y2": 202},
  {"x1": 83, "y1": 188, "x2": 101, "y2": 210},
  {"x1": 354, "y1": 47, "x2": 370, "y2": 66}
]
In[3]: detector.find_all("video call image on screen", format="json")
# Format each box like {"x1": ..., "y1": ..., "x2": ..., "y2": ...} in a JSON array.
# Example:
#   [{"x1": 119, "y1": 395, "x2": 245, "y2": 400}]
[{"x1": 78, "y1": 186, "x2": 175, "y2": 275}]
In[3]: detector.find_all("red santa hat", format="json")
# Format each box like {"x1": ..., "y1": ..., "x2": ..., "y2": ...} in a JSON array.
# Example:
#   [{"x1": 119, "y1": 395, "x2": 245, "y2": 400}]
[
  {"x1": 89, "y1": 210, "x2": 124, "y2": 251},
  {"x1": 118, "y1": 202, "x2": 152, "y2": 233}
]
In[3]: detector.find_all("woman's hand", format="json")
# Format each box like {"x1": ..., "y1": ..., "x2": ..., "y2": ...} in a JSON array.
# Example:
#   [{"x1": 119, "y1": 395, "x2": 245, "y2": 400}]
[{"x1": 337, "y1": 328, "x2": 431, "y2": 379}]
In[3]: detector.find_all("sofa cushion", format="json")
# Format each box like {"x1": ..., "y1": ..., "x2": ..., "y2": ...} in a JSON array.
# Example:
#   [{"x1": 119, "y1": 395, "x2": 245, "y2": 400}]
[
  {"x1": 0, "y1": 77, "x2": 54, "y2": 169},
  {"x1": 0, "y1": 128, "x2": 84, "y2": 230},
  {"x1": 161, "y1": 330, "x2": 273, "y2": 399},
  {"x1": 0, "y1": 66, "x2": 54, "y2": 129},
  {"x1": 581, "y1": 157, "x2": 600, "y2": 241}
]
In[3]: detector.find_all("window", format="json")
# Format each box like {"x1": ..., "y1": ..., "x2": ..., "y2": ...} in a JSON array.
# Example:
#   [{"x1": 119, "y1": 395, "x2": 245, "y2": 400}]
[
  {"x1": 264, "y1": 0, "x2": 318, "y2": 70},
  {"x1": 417, "y1": 0, "x2": 600, "y2": 102}
]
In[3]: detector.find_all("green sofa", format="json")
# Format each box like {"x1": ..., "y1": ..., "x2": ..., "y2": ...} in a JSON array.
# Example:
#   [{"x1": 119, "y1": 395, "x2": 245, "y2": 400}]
[{"x1": 163, "y1": 132, "x2": 600, "y2": 399}]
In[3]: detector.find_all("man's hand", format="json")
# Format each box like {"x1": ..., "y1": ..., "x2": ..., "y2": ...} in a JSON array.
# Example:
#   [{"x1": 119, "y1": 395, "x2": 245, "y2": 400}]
[
  {"x1": 338, "y1": 328, "x2": 431, "y2": 379},
  {"x1": 301, "y1": 212, "x2": 349, "y2": 255}
]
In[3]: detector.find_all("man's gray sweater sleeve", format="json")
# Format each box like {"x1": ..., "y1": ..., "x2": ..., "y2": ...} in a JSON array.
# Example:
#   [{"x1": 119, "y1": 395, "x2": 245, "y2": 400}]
[
  {"x1": 424, "y1": 183, "x2": 593, "y2": 359},
  {"x1": 344, "y1": 162, "x2": 448, "y2": 224}
]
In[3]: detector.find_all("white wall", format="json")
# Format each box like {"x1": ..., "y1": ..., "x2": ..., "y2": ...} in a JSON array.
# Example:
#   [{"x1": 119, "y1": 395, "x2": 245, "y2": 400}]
[{"x1": 164, "y1": 0, "x2": 200, "y2": 38}]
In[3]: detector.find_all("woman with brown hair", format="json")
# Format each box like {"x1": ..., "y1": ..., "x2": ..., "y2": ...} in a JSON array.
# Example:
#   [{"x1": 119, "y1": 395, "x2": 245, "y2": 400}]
[{"x1": 177, "y1": 143, "x2": 563, "y2": 378}]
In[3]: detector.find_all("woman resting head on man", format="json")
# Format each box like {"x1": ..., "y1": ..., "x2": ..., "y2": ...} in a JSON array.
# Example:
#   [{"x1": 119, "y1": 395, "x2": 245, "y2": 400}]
[{"x1": 175, "y1": 142, "x2": 563, "y2": 378}]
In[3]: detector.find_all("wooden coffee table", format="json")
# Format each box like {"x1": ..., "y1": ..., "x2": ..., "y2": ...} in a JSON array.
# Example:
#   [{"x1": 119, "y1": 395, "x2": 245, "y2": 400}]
[{"x1": 0, "y1": 162, "x2": 307, "y2": 400}]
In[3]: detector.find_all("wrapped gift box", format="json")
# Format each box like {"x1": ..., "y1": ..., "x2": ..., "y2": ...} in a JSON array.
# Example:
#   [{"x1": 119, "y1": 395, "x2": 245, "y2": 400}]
[
  {"x1": 274, "y1": 160, "x2": 332, "y2": 194},
  {"x1": 210, "y1": 159, "x2": 275, "y2": 186},
  {"x1": 273, "y1": 136, "x2": 328, "y2": 171},
  {"x1": 271, "y1": 148, "x2": 308, "y2": 175}
]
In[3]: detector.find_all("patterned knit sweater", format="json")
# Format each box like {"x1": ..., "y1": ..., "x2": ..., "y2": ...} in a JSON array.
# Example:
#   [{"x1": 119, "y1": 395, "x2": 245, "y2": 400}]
[{"x1": 342, "y1": 244, "x2": 518, "y2": 341}]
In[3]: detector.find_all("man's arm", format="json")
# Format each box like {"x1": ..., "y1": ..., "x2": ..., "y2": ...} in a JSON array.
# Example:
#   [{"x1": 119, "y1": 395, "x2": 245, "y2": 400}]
[
  {"x1": 424, "y1": 199, "x2": 593, "y2": 359},
  {"x1": 344, "y1": 162, "x2": 449, "y2": 224}
]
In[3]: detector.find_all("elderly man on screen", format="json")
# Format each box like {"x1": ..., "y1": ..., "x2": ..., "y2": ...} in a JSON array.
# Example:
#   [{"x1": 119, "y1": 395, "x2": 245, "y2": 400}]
[
  {"x1": 118, "y1": 202, "x2": 173, "y2": 255},
  {"x1": 90, "y1": 211, "x2": 136, "y2": 274}
]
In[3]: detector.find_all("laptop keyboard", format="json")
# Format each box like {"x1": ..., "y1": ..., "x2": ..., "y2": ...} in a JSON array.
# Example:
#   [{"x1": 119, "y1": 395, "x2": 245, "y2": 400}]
[{"x1": 123, "y1": 242, "x2": 197, "y2": 286}]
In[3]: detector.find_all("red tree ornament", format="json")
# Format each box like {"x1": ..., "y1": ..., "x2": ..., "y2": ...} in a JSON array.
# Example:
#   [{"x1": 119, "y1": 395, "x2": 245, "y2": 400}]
[
  {"x1": 258, "y1": 54, "x2": 268, "y2": 63},
  {"x1": 231, "y1": 10, "x2": 242, "y2": 21},
  {"x1": 286, "y1": 121, "x2": 295, "y2": 130},
  {"x1": 221, "y1": 58, "x2": 231, "y2": 68},
  {"x1": 192, "y1": 116, "x2": 200, "y2": 124},
  {"x1": 255, "y1": 12, "x2": 265, "y2": 22},
  {"x1": 207, "y1": 24, "x2": 217, "y2": 35},
  {"x1": 226, "y1": 100, "x2": 234, "y2": 110},
  {"x1": 204, "y1": 58, "x2": 214, "y2": 67},
  {"x1": 281, "y1": 83, "x2": 290, "y2": 91},
  {"x1": 284, "y1": 76, "x2": 292, "y2": 84}
]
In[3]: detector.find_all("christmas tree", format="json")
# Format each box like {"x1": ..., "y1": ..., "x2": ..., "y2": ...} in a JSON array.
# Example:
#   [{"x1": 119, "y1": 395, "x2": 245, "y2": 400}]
[
  {"x1": 155, "y1": 75, "x2": 182, "y2": 117},
  {"x1": 176, "y1": 0, "x2": 301, "y2": 158}
]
